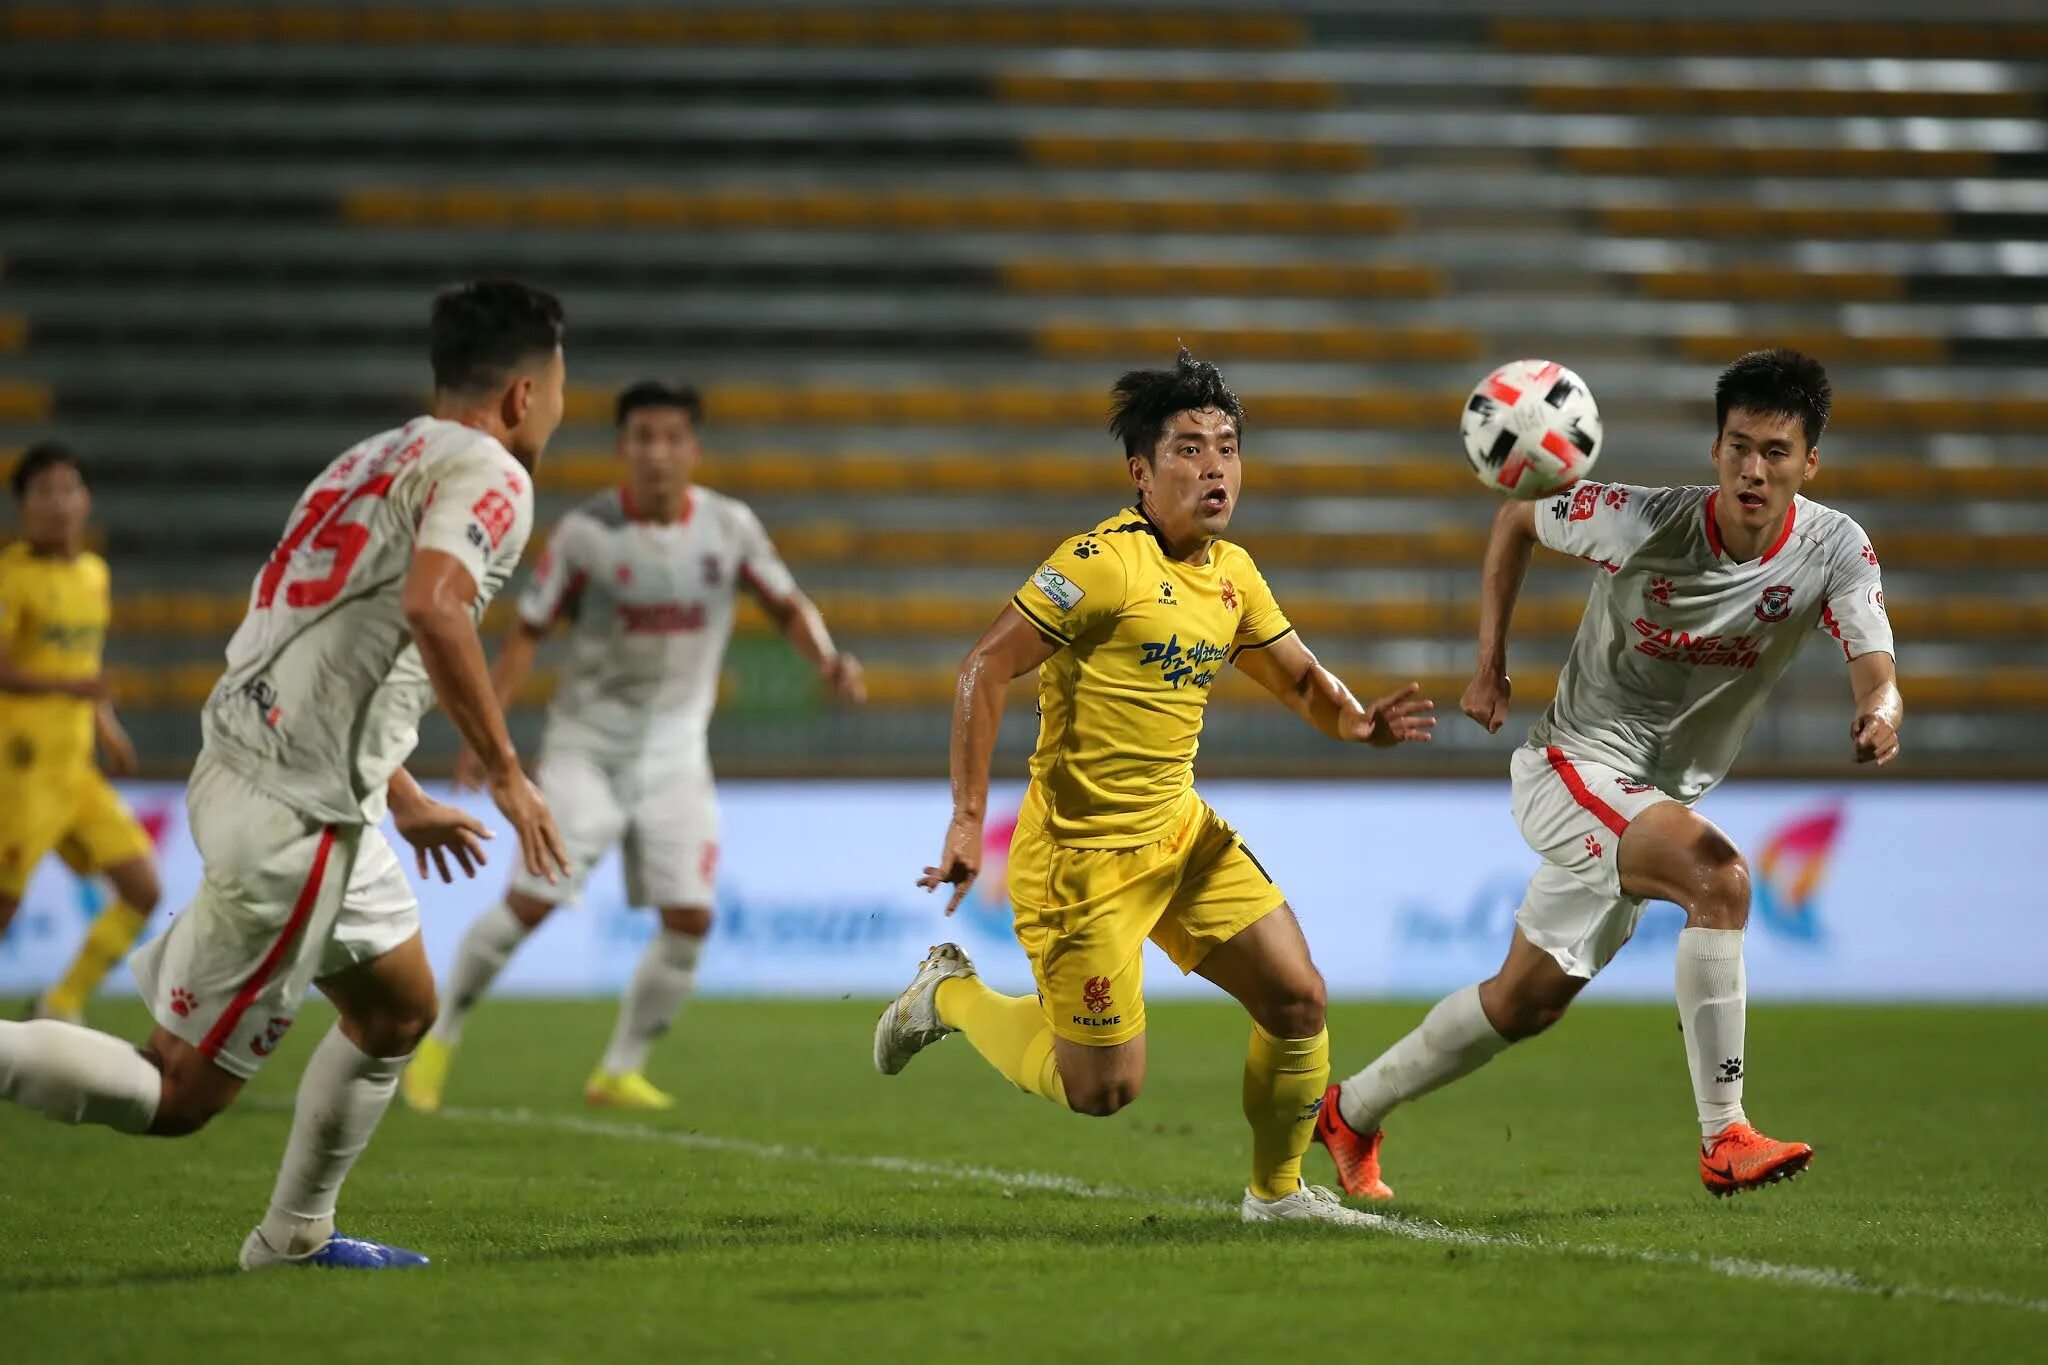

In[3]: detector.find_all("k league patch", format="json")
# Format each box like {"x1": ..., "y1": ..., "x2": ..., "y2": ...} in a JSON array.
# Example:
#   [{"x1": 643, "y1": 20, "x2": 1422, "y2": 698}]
[{"x1": 1032, "y1": 564, "x2": 1085, "y2": 612}]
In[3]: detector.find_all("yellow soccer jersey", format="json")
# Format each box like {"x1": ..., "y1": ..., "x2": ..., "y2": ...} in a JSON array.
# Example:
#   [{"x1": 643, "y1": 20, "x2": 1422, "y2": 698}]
[
  {"x1": 1009, "y1": 507, "x2": 1293, "y2": 848},
  {"x1": 0, "y1": 542, "x2": 108, "y2": 773}
]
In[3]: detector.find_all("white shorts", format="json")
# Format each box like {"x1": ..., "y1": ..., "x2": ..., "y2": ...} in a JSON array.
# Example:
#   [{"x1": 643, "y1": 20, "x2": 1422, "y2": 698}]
[
  {"x1": 1508, "y1": 744, "x2": 1678, "y2": 979},
  {"x1": 507, "y1": 747, "x2": 718, "y2": 909},
  {"x1": 129, "y1": 755, "x2": 418, "y2": 1081}
]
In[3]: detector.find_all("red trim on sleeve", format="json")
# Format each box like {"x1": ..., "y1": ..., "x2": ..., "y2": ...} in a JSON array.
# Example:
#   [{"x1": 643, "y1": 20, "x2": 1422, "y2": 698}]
[
  {"x1": 739, "y1": 562, "x2": 792, "y2": 611},
  {"x1": 198, "y1": 825, "x2": 337, "y2": 1059},
  {"x1": 1544, "y1": 747, "x2": 1631, "y2": 839},
  {"x1": 1820, "y1": 603, "x2": 1854, "y2": 661}
]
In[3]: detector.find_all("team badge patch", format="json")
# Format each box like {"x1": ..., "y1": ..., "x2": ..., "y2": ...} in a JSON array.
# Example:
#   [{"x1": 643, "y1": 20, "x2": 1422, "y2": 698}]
[
  {"x1": 470, "y1": 489, "x2": 517, "y2": 551},
  {"x1": 1032, "y1": 564, "x2": 1085, "y2": 612},
  {"x1": 1754, "y1": 584, "x2": 1794, "y2": 623},
  {"x1": 1082, "y1": 976, "x2": 1114, "y2": 1015},
  {"x1": 1569, "y1": 484, "x2": 1600, "y2": 522}
]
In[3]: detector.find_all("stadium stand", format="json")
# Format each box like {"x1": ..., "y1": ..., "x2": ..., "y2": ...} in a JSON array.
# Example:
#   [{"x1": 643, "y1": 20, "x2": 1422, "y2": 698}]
[{"x1": 1, "y1": 2, "x2": 2043, "y2": 775}]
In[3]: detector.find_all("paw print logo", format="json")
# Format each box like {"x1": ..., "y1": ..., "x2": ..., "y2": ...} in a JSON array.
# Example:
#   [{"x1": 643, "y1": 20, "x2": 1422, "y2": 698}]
[
  {"x1": 169, "y1": 987, "x2": 197, "y2": 1018},
  {"x1": 1072, "y1": 539, "x2": 1099, "y2": 560},
  {"x1": 1860, "y1": 544, "x2": 1878, "y2": 566},
  {"x1": 1718, "y1": 1057, "x2": 1743, "y2": 1082},
  {"x1": 1604, "y1": 486, "x2": 1631, "y2": 509},
  {"x1": 1646, "y1": 576, "x2": 1673, "y2": 604},
  {"x1": 1584, "y1": 834, "x2": 1603, "y2": 859}
]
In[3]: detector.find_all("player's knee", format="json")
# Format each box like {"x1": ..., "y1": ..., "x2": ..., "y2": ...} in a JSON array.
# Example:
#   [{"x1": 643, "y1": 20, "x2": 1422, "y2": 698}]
[
  {"x1": 1253, "y1": 971, "x2": 1327, "y2": 1040},
  {"x1": 346, "y1": 1001, "x2": 438, "y2": 1059},
  {"x1": 659, "y1": 906, "x2": 712, "y2": 937},
  {"x1": 1065, "y1": 1074, "x2": 1142, "y2": 1118},
  {"x1": 1497, "y1": 999, "x2": 1569, "y2": 1041},
  {"x1": 1480, "y1": 975, "x2": 1571, "y2": 1042},
  {"x1": 1691, "y1": 839, "x2": 1751, "y2": 930}
]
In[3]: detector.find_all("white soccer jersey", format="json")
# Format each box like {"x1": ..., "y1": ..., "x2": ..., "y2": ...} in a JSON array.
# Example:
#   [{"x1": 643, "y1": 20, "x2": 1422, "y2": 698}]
[
  {"x1": 515, "y1": 485, "x2": 799, "y2": 769},
  {"x1": 1528, "y1": 482, "x2": 1893, "y2": 801},
  {"x1": 201, "y1": 416, "x2": 535, "y2": 824}
]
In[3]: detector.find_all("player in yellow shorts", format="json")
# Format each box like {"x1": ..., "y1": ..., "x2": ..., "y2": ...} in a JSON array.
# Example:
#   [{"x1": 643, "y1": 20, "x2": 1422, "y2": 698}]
[
  {"x1": 873, "y1": 351, "x2": 1437, "y2": 1223},
  {"x1": 0, "y1": 443, "x2": 160, "y2": 1021}
]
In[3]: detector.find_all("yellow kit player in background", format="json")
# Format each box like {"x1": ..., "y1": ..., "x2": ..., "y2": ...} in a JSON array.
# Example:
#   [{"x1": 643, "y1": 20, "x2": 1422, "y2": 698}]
[
  {"x1": 874, "y1": 352, "x2": 1437, "y2": 1223},
  {"x1": 0, "y1": 442, "x2": 161, "y2": 1021}
]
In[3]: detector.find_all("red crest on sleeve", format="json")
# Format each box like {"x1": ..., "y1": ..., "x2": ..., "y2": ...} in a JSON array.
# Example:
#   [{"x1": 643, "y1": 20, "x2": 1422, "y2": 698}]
[{"x1": 471, "y1": 489, "x2": 516, "y2": 550}]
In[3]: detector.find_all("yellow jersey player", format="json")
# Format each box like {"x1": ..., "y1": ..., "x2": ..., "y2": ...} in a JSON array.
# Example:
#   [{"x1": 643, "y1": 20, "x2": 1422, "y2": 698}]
[
  {"x1": 0, "y1": 442, "x2": 161, "y2": 1021},
  {"x1": 874, "y1": 351, "x2": 1436, "y2": 1224}
]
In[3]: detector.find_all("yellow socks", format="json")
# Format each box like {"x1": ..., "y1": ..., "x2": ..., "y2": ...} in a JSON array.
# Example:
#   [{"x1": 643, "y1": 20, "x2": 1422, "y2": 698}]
[
  {"x1": 41, "y1": 901, "x2": 150, "y2": 1019},
  {"x1": 1243, "y1": 1022, "x2": 1330, "y2": 1200},
  {"x1": 935, "y1": 975, "x2": 1066, "y2": 1107}
]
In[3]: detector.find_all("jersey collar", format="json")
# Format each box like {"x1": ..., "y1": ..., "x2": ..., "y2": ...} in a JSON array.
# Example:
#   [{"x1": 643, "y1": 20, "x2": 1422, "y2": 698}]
[
  {"x1": 620, "y1": 485, "x2": 694, "y2": 525},
  {"x1": 1703, "y1": 491, "x2": 1796, "y2": 565}
]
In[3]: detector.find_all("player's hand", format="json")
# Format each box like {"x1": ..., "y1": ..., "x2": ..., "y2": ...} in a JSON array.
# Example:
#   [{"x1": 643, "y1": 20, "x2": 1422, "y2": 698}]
[
  {"x1": 1852, "y1": 712, "x2": 1901, "y2": 765},
  {"x1": 392, "y1": 791, "x2": 494, "y2": 884},
  {"x1": 489, "y1": 767, "x2": 569, "y2": 883},
  {"x1": 917, "y1": 811, "x2": 983, "y2": 916},
  {"x1": 823, "y1": 651, "x2": 867, "y2": 704},
  {"x1": 99, "y1": 725, "x2": 139, "y2": 778},
  {"x1": 1461, "y1": 666, "x2": 1512, "y2": 734},
  {"x1": 1344, "y1": 682, "x2": 1436, "y2": 747}
]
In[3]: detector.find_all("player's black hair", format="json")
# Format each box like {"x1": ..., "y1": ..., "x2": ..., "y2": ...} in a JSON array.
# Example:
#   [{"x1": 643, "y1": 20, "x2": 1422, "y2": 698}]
[
  {"x1": 1107, "y1": 348, "x2": 1244, "y2": 460},
  {"x1": 429, "y1": 279, "x2": 565, "y2": 395},
  {"x1": 10, "y1": 440, "x2": 82, "y2": 500},
  {"x1": 1715, "y1": 348, "x2": 1832, "y2": 449},
  {"x1": 615, "y1": 379, "x2": 704, "y2": 429}
]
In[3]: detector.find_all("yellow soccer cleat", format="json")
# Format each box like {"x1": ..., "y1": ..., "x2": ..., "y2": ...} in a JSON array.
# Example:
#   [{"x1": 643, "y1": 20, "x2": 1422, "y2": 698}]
[
  {"x1": 584, "y1": 1069, "x2": 674, "y2": 1111},
  {"x1": 400, "y1": 1036, "x2": 453, "y2": 1114}
]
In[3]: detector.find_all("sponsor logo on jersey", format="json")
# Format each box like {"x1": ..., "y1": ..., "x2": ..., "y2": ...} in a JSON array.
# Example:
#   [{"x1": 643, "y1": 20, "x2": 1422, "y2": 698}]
[
  {"x1": 1071, "y1": 539, "x2": 1099, "y2": 560},
  {"x1": 1860, "y1": 543, "x2": 1878, "y2": 566},
  {"x1": 1616, "y1": 776, "x2": 1655, "y2": 795},
  {"x1": 1604, "y1": 486, "x2": 1631, "y2": 510},
  {"x1": 1032, "y1": 564, "x2": 1084, "y2": 612},
  {"x1": 1754, "y1": 584, "x2": 1794, "y2": 623},
  {"x1": 1584, "y1": 834, "x2": 1604, "y2": 859},
  {"x1": 701, "y1": 554, "x2": 724, "y2": 587},
  {"x1": 1630, "y1": 619, "x2": 1764, "y2": 669},
  {"x1": 617, "y1": 601, "x2": 707, "y2": 635},
  {"x1": 1569, "y1": 484, "x2": 1601, "y2": 522},
  {"x1": 1157, "y1": 579, "x2": 1177, "y2": 605},
  {"x1": 1646, "y1": 576, "x2": 1673, "y2": 605},
  {"x1": 38, "y1": 621, "x2": 104, "y2": 652},
  {"x1": 1139, "y1": 634, "x2": 1228, "y2": 689},
  {"x1": 169, "y1": 987, "x2": 197, "y2": 1017},
  {"x1": 1867, "y1": 584, "x2": 1886, "y2": 614},
  {"x1": 470, "y1": 489, "x2": 517, "y2": 551}
]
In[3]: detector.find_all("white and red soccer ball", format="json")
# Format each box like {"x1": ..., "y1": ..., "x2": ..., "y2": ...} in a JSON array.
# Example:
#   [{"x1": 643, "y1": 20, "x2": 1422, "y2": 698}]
[{"x1": 1459, "y1": 359, "x2": 1603, "y2": 500}]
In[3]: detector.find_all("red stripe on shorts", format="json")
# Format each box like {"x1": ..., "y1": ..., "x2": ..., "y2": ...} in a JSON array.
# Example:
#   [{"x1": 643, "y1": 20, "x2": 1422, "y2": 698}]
[
  {"x1": 198, "y1": 825, "x2": 337, "y2": 1059},
  {"x1": 1544, "y1": 747, "x2": 1631, "y2": 839}
]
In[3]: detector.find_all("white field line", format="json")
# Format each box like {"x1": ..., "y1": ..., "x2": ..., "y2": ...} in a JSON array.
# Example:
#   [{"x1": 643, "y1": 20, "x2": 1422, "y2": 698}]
[{"x1": 433, "y1": 1104, "x2": 2048, "y2": 1317}]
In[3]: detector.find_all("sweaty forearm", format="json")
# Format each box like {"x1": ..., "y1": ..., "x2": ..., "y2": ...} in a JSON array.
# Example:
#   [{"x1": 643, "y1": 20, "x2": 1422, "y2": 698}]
[
  {"x1": 947, "y1": 650, "x2": 1008, "y2": 820},
  {"x1": 411, "y1": 608, "x2": 519, "y2": 778},
  {"x1": 1475, "y1": 510, "x2": 1537, "y2": 669}
]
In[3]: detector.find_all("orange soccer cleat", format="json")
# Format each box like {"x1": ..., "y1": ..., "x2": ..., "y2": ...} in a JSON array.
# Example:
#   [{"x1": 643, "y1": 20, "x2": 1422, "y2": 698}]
[
  {"x1": 1700, "y1": 1122, "x2": 1813, "y2": 1197},
  {"x1": 1312, "y1": 1084, "x2": 1394, "y2": 1201}
]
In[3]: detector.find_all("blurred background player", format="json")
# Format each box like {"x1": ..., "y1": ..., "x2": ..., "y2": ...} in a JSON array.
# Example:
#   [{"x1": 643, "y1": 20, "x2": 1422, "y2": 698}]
[
  {"x1": 876, "y1": 352, "x2": 1435, "y2": 1224},
  {"x1": 0, "y1": 280, "x2": 570, "y2": 1270},
  {"x1": 1317, "y1": 350, "x2": 1902, "y2": 1200},
  {"x1": 0, "y1": 442, "x2": 161, "y2": 1021},
  {"x1": 405, "y1": 379, "x2": 866, "y2": 1114}
]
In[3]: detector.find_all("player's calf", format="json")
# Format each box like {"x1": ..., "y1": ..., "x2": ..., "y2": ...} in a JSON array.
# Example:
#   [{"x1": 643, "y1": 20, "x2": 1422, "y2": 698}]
[
  {"x1": 1056, "y1": 1036, "x2": 1145, "y2": 1117},
  {"x1": 143, "y1": 1028, "x2": 245, "y2": 1136}
]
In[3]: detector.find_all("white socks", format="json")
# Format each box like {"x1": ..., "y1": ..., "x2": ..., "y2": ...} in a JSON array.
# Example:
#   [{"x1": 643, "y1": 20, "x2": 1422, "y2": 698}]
[
  {"x1": 1335, "y1": 983, "x2": 1510, "y2": 1134},
  {"x1": 428, "y1": 900, "x2": 532, "y2": 1048},
  {"x1": 1676, "y1": 926, "x2": 1748, "y2": 1139},
  {"x1": 256, "y1": 1023, "x2": 405, "y2": 1257},
  {"x1": 0, "y1": 1019, "x2": 161, "y2": 1134},
  {"x1": 600, "y1": 930, "x2": 703, "y2": 1076}
]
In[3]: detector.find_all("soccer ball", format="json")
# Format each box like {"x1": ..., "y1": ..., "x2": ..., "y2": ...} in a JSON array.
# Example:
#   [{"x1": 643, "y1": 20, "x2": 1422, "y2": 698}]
[{"x1": 1459, "y1": 359, "x2": 1603, "y2": 500}]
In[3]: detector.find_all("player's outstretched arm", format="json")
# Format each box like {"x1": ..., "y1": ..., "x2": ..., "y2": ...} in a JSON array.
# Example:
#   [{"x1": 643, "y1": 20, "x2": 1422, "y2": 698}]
[
  {"x1": 754, "y1": 587, "x2": 865, "y2": 704},
  {"x1": 1848, "y1": 650, "x2": 1903, "y2": 765},
  {"x1": 1235, "y1": 633, "x2": 1435, "y2": 746},
  {"x1": 1463, "y1": 499, "x2": 1540, "y2": 733},
  {"x1": 402, "y1": 547, "x2": 566, "y2": 882},
  {"x1": 453, "y1": 621, "x2": 545, "y2": 790},
  {"x1": 917, "y1": 605, "x2": 1060, "y2": 914}
]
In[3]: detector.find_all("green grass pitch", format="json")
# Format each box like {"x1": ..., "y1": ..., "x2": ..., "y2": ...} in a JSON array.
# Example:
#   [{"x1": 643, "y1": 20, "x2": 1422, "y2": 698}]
[{"x1": 3, "y1": 997, "x2": 2043, "y2": 1362}]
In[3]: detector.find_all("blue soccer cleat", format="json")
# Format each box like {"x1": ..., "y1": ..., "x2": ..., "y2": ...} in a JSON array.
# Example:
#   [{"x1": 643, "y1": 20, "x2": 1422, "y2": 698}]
[{"x1": 239, "y1": 1227, "x2": 430, "y2": 1270}]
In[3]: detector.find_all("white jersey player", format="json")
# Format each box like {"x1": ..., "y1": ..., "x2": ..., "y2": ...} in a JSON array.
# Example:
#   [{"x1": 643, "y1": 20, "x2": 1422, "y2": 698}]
[
  {"x1": 1317, "y1": 349, "x2": 1904, "y2": 1200},
  {"x1": 404, "y1": 380, "x2": 864, "y2": 1114},
  {"x1": 0, "y1": 281, "x2": 572, "y2": 1270}
]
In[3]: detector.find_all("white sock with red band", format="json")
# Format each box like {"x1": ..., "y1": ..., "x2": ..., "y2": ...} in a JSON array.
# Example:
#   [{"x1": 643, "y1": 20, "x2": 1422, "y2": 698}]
[
  {"x1": 1676, "y1": 926, "x2": 1749, "y2": 1140},
  {"x1": 0, "y1": 1019, "x2": 161, "y2": 1134},
  {"x1": 1335, "y1": 983, "x2": 1510, "y2": 1134},
  {"x1": 257, "y1": 1023, "x2": 404, "y2": 1256}
]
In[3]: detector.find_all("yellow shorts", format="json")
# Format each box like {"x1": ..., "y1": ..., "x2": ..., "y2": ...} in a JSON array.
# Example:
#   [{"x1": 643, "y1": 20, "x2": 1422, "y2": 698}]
[
  {"x1": 1006, "y1": 791, "x2": 1287, "y2": 1047},
  {"x1": 0, "y1": 765, "x2": 153, "y2": 899}
]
